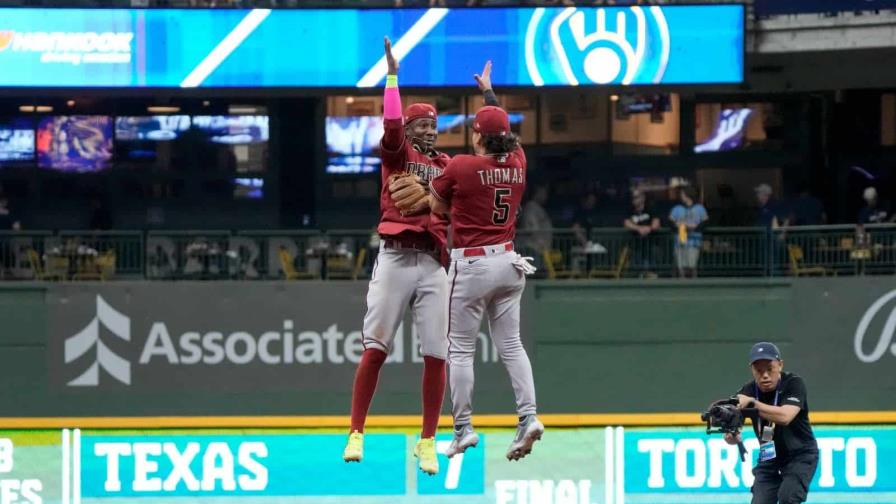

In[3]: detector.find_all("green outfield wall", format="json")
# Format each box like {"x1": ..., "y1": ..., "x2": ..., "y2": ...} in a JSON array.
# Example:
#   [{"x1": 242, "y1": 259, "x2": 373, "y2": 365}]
[{"x1": 0, "y1": 278, "x2": 893, "y2": 419}]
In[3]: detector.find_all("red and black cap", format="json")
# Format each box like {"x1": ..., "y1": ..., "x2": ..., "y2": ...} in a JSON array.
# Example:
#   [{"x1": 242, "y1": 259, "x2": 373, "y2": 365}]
[
  {"x1": 404, "y1": 103, "x2": 437, "y2": 124},
  {"x1": 472, "y1": 105, "x2": 510, "y2": 136}
]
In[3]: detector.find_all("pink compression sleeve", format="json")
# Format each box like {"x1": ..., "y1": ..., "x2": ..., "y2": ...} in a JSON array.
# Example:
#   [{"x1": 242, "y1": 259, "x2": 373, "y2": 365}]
[{"x1": 383, "y1": 75, "x2": 402, "y2": 120}]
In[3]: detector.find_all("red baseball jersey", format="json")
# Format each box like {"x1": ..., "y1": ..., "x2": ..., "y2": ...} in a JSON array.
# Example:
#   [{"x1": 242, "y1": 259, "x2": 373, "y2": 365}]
[
  {"x1": 429, "y1": 147, "x2": 527, "y2": 249},
  {"x1": 378, "y1": 118, "x2": 450, "y2": 244}
]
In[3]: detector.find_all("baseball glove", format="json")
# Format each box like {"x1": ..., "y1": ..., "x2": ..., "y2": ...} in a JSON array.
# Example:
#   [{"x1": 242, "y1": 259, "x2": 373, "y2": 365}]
[{"x1": 388, "y1": 173, "x2": 430, "y2": 215}]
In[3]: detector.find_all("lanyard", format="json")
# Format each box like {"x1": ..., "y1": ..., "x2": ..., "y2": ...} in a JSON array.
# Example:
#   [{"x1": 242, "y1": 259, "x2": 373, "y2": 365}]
[{"x1": 755, "y1": 380, "x2": 781, "y2": 433}]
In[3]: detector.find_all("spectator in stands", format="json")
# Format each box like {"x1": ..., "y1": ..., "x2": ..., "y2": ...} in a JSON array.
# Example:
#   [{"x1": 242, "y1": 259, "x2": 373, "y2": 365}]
[
  {"x1": 754, "y1": 183, "x2": 789, "y2": 229},
  {"x1": 669, "y1": 186, "x2": 708, "y2": 278},
  {"x1": 790, "y1": 185, "x2": 826, "y2": 226},
  {"x1": 520, "y1": 185, "x2": 554, "y2": 257},
  {"x1": 0, "y1": 195, "x2": 20, "y2": 279},
  {"x1": 571, "y1": 192, "x2": 601, "y2": 246},
  {"x1": 858, "y1": 187, "x2": 894, "y2": 224},
  {"x1": 754, "y1": 183, "x2": 789, "y2": 273},
  {"x1": 0, "y1": 196, "x2": 21, "y2": 231},
  {"x1": 655, "y1": 178, "x2": 683, "y2": 226},
  {"x1": 624, "y1": 189, "x2": 660, "y2": 277}
]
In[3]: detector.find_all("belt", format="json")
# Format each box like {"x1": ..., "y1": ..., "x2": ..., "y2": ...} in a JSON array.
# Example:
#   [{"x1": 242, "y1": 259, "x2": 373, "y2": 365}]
[
  {"x1": 451, "y1": 242, "x2": 513, "y2": 260},
  {"x1": 382, "y1": 239, "x2": 438, "y2": 253}
]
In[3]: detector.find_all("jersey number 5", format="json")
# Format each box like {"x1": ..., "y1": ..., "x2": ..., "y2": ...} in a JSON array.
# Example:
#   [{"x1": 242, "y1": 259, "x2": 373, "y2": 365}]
[{"x1": 492, "y1": 188, "x2": 512, "y2": 225}]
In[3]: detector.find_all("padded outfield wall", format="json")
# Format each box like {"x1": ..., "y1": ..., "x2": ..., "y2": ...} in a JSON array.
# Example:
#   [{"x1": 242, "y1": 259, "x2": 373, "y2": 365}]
[
  {"x1": 1, "y1": 279, "x2": 894, "y2": 503},
  {"x1": 0, "y1": 278, "x2": 893, "y2": 421}
]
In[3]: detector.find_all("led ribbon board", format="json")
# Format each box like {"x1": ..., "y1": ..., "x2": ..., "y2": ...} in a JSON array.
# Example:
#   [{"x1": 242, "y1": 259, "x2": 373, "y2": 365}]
[{"x1": 0, "y1": 6, "x2": 743, "y2": 88}]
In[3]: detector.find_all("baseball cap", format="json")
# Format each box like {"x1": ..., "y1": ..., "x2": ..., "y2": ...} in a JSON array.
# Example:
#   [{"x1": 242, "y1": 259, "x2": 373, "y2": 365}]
[
  {"x1": 863, "y1": 186, "x2": 878, "y2": 202},
  {"x1": 668, "y1": 177, "x2": 688, "y2": 189},
  {"x1": 749, "y1": 342, "x2": 782, "y2": 364},
  {"x1": 404, "y1": 103, "x2": 437, "y2": 124},
  {"x1": 472, "y1": 105, "x2": 511, "y2": 136},
  {"x1": 754, "y1": 183, "x2": 773, "y2": 197}
]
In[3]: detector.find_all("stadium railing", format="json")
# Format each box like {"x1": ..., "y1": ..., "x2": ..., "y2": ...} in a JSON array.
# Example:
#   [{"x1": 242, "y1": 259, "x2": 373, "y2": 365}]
[{"x1": 0, "y1": 224, "x2": 893, "y2": 281}]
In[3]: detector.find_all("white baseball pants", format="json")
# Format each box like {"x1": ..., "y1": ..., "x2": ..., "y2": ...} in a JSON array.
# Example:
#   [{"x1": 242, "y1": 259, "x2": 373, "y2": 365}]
[
  {"x1": 362, "y1": 243, "x2": 449, "y2": 359},
  {"x1": 447, "y1": 245, "x2": 537, "y2": 425}
]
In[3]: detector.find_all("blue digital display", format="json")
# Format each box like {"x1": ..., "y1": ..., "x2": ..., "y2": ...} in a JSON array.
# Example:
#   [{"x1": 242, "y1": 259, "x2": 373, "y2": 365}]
[
  {"x1": 115, "y1": 116, "x2": 191, "y2": 142},
  {"x1": 437, "y1": 113, "x2": 525, "y2": 134},
  {"x1": 325, "y1": 116, "x2": 383, "y2": 175},
  {"x1": 0, "y1": 6, "x2": 743, "y2": 88},
  {"x1": 37, "y1": 115, "x2": 113, "y2": 172},
  {"x1": 115, "y1": 115, "x2": 191, "y2": 161},
  {"x1": 192, "y1": 115, "x2": 269, "y2": 145},
  {"x1": 234, "y1": 177, "x2": 264, "y2": 199},
  {"x1": 694, "y1": 108, "x2": 753, "y2": 153},
  {"x1": 0, "y1": 117, "x2": 34, "y2": 162}
]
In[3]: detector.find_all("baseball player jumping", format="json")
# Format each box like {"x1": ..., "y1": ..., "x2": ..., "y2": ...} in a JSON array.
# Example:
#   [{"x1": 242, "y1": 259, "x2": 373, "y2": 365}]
[
  {"x1": 343, "y1": 38, "x2": 499, "y2": 476},
  {"x1": 428, "y1": 63, "x2": 543, "y2": 462}
]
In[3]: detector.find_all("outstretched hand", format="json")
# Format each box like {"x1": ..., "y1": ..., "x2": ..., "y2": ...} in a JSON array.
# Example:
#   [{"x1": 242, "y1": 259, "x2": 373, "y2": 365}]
[
  {"x1": 385, "y1": 36, "x2": 399, "y2": 75},
  {"x1": 474, "y1": 60, "x2": 492, "y2": 91}
]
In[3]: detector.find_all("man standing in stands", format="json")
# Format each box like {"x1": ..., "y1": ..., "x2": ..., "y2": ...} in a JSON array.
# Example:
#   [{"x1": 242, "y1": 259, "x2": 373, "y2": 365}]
[{"x1": 624, "y1": 189, "x2": 660, "y2": 277}]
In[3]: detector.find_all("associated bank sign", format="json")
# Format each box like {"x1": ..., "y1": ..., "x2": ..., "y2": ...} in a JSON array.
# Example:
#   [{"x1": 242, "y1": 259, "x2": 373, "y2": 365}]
[
  {"x1": 54, "y1": 289, "x2": 501, "y2": 390},
  {"x1": 65, "y1": 295, "x2": 131, "y2": 386}
]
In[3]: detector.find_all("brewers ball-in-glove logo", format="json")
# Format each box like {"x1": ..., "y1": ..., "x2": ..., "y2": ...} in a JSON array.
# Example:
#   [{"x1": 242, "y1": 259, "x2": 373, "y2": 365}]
[{"x1": 525, "y1": 6, "x2": 670, "y2": 86}]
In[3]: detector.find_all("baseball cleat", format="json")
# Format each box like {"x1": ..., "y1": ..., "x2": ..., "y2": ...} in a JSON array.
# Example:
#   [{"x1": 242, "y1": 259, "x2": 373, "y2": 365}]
[
  {"x1": 506, "y1": 416, "x2": 544, "y2": 461},
  {"x1": 414, "y1": 437, "x2": 439, "y2": 475},
  {"x1": 343, "y1": 431, "x2": 364, "y2": 462},
  {"x1": 446, "y1": 424, "x2": 480, "y2": 458}
]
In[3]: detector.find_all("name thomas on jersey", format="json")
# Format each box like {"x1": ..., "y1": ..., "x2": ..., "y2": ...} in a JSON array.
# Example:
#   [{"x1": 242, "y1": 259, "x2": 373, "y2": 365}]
[{"x1": 477, "y1": 167, "x2": 525, "y2": 186}]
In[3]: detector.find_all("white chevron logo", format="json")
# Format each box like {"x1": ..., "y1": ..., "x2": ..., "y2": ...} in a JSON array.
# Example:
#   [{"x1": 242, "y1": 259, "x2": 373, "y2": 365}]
[{"x1": 64, "y1": 295, "x2": 131, "y2": 386}]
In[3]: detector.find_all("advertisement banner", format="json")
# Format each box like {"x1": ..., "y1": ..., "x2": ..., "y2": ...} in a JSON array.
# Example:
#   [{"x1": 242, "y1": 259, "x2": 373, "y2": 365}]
[
  {"x1": 0, "y1": 432, "x2": 60, "y2": 504},
  {"x1": 623, "y1": 426, "x2": 896, "y2": 503},
  {"x1": 39, "y1": 283, "x2": 528, "y2": 417},
  {"x1": 0, "y1": 277, "x2": 893, "y2": 417},
  {"x1": 0, "y1": 6, "x2": 744, "y2": 88},
  {"x1": 791, "y1": 280, "x2": 896, "y2": 412},
  {"x1": 2, "y1": 426, "x2": 895, "y2": 504},
  {"x1": 1, "y1": 428, "x2": 607, "y2": 504}
]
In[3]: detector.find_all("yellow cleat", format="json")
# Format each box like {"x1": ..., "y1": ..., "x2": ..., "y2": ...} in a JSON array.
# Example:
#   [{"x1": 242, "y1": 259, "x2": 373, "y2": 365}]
[
  {"x1": 343, "y1": 431, "x2": 364, "y2": 462},
  {"x1": 414, "y1": 437, "x2": 439, "y2": 475}
]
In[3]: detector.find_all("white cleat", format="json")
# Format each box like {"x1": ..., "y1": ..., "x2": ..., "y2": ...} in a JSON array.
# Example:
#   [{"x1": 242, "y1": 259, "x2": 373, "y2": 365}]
[
  {"x1": 446, "y1": 424, "x2": 480, "y2": 458},
  {"x1": 506, "y1": 416, "x2": 544, "y2": 461}
]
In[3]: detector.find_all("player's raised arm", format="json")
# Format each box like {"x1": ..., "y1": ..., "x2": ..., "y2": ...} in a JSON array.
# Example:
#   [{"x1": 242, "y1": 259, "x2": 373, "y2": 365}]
[
  {"x1": 382, "y1": 36, "x2": 404, "y2": 152},
  {"x1": 476, "y1": 60, "x2": 500, "y2": 107}
]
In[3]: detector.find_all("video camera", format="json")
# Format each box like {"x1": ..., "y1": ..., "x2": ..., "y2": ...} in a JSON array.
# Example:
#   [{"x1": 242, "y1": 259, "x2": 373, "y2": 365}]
[{"x1": 701, "y1": 397, "x2": 751, "y2": 461}]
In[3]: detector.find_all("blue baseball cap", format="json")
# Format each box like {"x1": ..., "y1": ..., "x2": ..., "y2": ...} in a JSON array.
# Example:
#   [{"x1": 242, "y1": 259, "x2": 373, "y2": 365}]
[{"x1": 749, "y1": 342, "x2": 782, "y2": 364}]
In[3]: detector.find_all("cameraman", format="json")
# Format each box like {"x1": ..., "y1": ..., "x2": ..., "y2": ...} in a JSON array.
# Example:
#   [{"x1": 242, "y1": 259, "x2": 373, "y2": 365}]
[{"x1": 726, "y1": 342, "x2": 818, "y2": 504}]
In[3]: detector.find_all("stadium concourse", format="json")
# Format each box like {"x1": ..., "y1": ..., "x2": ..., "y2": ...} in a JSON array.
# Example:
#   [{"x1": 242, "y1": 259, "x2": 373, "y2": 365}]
[{"x1": 0, "y1": 1, "x2": 895, "y2": 503}]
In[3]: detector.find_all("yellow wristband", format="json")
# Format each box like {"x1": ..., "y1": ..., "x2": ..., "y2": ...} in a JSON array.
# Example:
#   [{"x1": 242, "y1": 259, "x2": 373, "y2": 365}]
[{"x1": 386, "y1": 75, "x2": 398, "y2": 87}]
